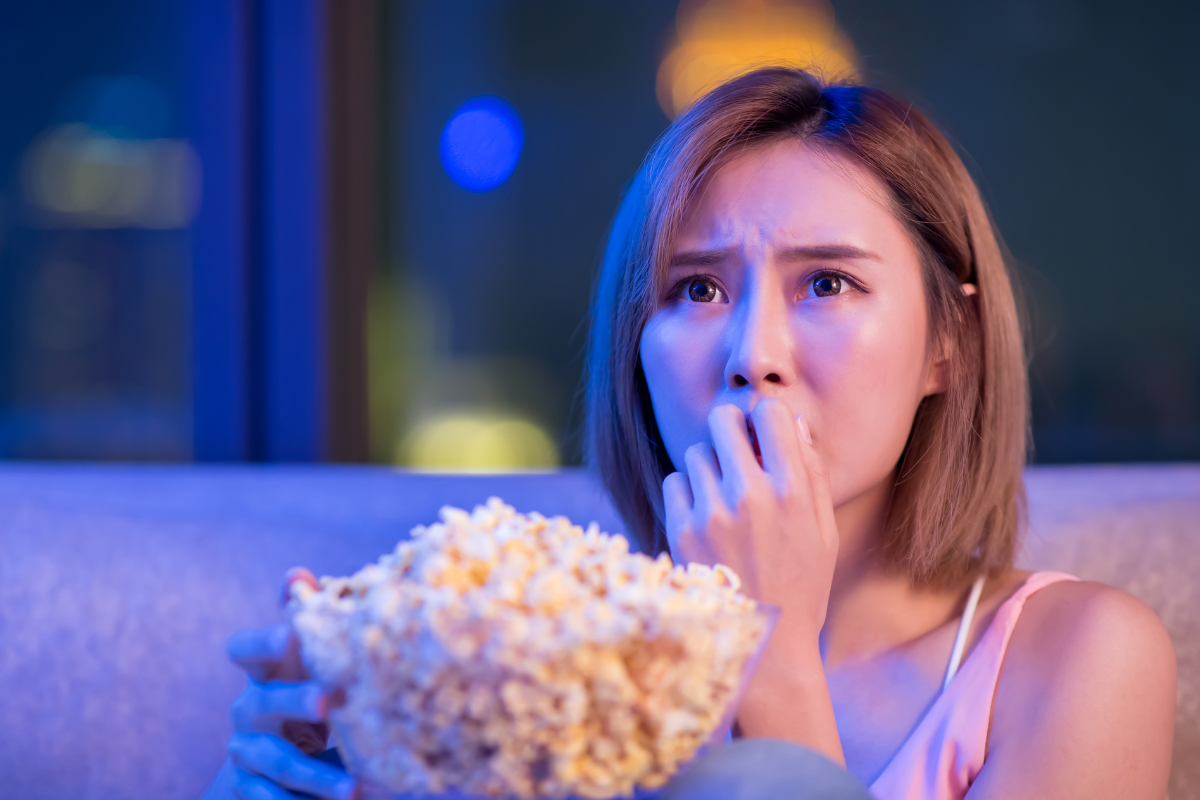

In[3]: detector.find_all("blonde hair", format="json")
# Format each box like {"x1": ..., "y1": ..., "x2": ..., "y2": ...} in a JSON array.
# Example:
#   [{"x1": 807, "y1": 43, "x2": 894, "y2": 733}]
[{"x1": 585, "y1": 68, "x2": 1028, "y2": 586}]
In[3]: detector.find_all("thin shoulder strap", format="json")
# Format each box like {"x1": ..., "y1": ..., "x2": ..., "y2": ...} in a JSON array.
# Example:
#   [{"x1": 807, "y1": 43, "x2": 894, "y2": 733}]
[{"x1": 942, "y1": 574, "x2": 986, "y2": 692}]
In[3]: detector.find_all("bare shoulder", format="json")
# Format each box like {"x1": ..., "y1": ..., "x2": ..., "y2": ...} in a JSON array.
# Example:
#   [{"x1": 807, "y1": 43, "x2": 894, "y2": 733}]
[
  {"x1": 972, "y1": 578, "x2": 1176, "y2": 799},
  {"x1": 1010, "y1": 578, "x2": 1176, "y2": 682}
]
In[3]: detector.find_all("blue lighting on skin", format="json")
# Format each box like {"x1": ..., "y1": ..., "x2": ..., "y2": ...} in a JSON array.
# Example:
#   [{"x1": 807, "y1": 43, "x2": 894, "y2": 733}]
[{"x1": 439, "y1": 96, "x2": 524, "y2": 192}]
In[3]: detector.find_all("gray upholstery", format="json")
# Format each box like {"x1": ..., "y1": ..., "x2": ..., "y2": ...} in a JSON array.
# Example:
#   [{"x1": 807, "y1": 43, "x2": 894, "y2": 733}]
[{"x1": 0, "y1": 464, "x2": 1195, "y2": 799}]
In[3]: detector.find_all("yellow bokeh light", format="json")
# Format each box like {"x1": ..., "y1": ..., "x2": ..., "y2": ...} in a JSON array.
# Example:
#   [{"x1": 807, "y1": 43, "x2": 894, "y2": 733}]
[
  {"x1": 21, "y1": 124, "x2": 200, "y2": 229},
  {"x1": 399, "y1": 412, "x2": 559, "y2": 473},
  {"x1": 658, "y1": 0, "x2": 857, "y2": 118}
]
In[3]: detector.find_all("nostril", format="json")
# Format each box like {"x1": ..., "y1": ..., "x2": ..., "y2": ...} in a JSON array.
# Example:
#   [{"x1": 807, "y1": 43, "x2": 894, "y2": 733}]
[
  {"x1": 732, "y1": 374, "x2": 749, "y2": 388},
  {"x1": 765, "y1": 373, "x2": 781, "y2": 383}
]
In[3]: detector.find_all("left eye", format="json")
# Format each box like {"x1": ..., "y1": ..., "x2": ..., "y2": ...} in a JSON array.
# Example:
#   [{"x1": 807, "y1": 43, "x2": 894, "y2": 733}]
[
  {"x1": 812, "y1": 274, "x2": 844, "y2": 297},
  {"x1": 685, "y1": 278, "x2": 722, "y2": 303}
]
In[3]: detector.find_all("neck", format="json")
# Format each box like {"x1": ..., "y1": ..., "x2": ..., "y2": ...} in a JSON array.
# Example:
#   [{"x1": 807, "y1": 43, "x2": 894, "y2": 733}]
[{"x1": 820, "y1": 473, "x2": 962, "y2": 667}]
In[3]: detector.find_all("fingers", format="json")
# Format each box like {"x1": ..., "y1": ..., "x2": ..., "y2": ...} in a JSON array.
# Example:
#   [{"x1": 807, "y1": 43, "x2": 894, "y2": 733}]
[
  {"x1": 228, "y1": 625, "x2": 296, "y2": 683},
  {"x1": 662, "y1": 471, "x2": 695, "y2": 562},
  {"x1": 749, "y1": 399, "x2": 805, "y2": 487},
  {"x1": 663, "y1": 471, "x2": 694, "y2": 519},
  {"x1": 793, "y1": 413, "x2": 837, "y2": 545},
  {"x1": 231, "y1": 681, "x2": 328, "y2": 734},
  {"x1": 232, "y1": 769, "x2": 298, "y2": 800},
  {"x1": 796, "y1": 413, "x2": 813, "y2": 446},
  {"x1": 707, "y1": 404, "x2": 759, "y2": 491},
  {"x1": 683, "y1": 441, "x2": 723, "y2": 521},
  {"x1": 228, "y1": 733, "x2": 358, "y2": 800}
]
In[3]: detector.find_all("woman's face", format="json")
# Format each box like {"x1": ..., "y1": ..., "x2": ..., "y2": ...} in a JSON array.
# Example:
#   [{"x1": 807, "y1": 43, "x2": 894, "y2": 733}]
[{"x1": 639, "y1": 139, "x2": 947, "y2": 508}]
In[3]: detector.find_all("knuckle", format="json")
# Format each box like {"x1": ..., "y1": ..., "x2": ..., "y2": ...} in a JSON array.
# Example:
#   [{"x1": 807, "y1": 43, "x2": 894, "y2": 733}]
[
  {"x1": 733, "y1": 477, "x2": 768, "y2": 506},
  {"x1": 230, "y1": 688, "x2": 258, "y2": 730},
  {"x1": 731, "y1": 496, "x2": 751, "y2": 518},
  {"x1": 227, "y1": 731, "x2": 260, "y2": 766},
  {"x1": 808, "y1": 459, "x2": 830, "y2": 481},
  {"x1": 704, "y1": 505, "x2": 732, "y2": 530},
  {"x1": 266, "y1": 742, "x2": 295, "y2": 779},
  {"x1": 731, "y1": 488, "x2": 759, "y2": 517},
  {"x1": 238, "y1": 779, "x2": 278, "y2": 800},
  {"x1": 672, "y1": 519, "x2": 695, "y2": 541}
]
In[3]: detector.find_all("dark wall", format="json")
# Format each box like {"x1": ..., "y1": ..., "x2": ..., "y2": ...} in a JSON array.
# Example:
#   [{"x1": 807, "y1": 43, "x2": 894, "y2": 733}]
[
  {"x1": 835, "y1": 0, "x2": 1200, "y2": 460},
  {"x1": 384, "y1": 0, "x2": 679, "y2": 461},
  {"x1": 385, "y1": 0, "x2": 1199, "y2": 464},
  {"x1": 0, "y1": 0, "x2": 190, "y2": 459}
]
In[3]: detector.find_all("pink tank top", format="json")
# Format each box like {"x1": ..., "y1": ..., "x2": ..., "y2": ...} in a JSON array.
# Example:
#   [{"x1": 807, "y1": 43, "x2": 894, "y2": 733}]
[{"x1": 868, "y1": 571, "x2": 1079, "y2": 800}]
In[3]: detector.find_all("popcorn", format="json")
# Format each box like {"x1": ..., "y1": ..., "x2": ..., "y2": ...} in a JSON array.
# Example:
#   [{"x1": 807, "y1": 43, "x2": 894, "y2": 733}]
[{"x1": 289, "y1": 498, "x2": 771, "y2": 799}]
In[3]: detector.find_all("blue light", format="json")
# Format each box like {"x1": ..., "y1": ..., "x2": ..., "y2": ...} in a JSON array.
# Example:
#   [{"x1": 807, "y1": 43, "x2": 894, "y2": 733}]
[{"x1": 439, "y1": 96, "x2": 524, "y2": 192}]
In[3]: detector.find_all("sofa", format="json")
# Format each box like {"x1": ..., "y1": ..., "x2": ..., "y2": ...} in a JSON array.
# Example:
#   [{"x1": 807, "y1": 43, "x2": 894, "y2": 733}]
[{"x1": 0, "y1": 463, "x2": 1196, "y2": 799}]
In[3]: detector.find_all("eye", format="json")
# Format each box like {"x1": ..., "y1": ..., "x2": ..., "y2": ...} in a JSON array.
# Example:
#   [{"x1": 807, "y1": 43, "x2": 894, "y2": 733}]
[
  {"x1": 811, "y1": 272, "x2": 847, "y2": 298},
  {"x1": 683, "y1": 277, "x2": 724, "y2": 303}
]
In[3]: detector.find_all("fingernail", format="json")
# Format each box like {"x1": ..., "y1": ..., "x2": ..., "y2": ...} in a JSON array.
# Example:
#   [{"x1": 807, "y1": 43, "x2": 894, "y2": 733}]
[
  {"x1": 796, "y1": 414, "x2": 812, "y2": 445},
  {"x1": 281, "y1": 567, "x2": 320, "y2": 605}
]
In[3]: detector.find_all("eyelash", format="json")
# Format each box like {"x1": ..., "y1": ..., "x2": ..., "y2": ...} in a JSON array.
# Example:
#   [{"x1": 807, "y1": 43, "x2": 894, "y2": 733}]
[
  {"x1": 804, "y1": 269, "x2": 863, "y2": 298},
  {"x1": 666, "y1": 269, "x2": 864, "y2": 302},
  {"x1": 665, "y1": 273, "x2": 725, "y2": 302}
]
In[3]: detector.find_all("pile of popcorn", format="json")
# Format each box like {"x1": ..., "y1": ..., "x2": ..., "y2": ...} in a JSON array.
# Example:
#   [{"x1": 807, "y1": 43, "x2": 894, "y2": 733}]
[{"x1": 288, "y1": 498, "x2": 770, "y2": 799}]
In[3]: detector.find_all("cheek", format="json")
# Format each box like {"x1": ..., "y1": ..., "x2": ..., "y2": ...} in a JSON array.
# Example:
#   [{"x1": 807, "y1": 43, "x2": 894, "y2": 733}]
[
  {"x1": 639, "y1": 311, "x2": 727, "y2": 469},
  {"x1": 799, "y1": 300, "x2": 930, "y2": 504}
]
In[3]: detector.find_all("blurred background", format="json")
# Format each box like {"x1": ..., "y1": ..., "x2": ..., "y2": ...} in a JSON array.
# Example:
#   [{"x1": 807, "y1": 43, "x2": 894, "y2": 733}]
[{"x1": 0, "y1": 0, "x2": 1196, "y2": 469}]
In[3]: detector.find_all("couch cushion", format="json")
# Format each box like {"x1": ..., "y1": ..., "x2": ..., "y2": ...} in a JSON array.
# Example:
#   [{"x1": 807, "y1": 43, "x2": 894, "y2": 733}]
[
  {"x1": 1020, "y1": 464, "x2": 1200, "y2": 799},
  {"x1": 0, "y1": 464, "x2": 1194, "y2": 799},
  {"x1": 0, "y1": 465, "x2": 623, "y2": 800}
]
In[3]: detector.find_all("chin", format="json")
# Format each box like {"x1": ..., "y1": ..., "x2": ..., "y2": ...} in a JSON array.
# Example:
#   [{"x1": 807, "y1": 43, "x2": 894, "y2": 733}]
[{"x1": 828, "y1": 462, "x2": 899, "y2": 512}]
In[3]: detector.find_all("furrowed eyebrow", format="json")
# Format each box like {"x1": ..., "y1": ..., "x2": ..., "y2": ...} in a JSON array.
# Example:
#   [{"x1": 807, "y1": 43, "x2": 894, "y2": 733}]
[
  {"x1": 778, "y1": 245, "x2": 881, "y2": 262},
  {"x1": 668, "y1": 244, "x2": 880, "y2": 268},
  {"x1": 668, "y1": 250, "x2": 729, "y2": 268}
]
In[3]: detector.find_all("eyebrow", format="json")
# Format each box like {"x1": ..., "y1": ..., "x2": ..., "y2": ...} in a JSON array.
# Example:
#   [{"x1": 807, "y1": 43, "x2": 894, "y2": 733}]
[{"x1": 668, "y1": 244, "x2": 881, "y2": 268}]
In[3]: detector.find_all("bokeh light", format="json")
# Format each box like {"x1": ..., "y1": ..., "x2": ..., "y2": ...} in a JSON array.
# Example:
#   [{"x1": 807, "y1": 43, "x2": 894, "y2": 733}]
[
  {"x1": 658, "y1": 0, "x2": 857, "y2": 118},
  {"x1": 400, "y1": 411, "x2": 558, "y2": 472},
  {"x1": 21, "y1": 123, "x2": 200, "y2": 229},
  {"x1": 439, "y1": 96, "x2": 524, "y2": 192}
]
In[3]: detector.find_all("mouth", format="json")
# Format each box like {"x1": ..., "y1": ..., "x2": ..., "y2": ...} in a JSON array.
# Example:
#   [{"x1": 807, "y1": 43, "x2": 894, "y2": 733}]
[{"x1": 747, "y1": 418, "x2": 763, "y2": 468}]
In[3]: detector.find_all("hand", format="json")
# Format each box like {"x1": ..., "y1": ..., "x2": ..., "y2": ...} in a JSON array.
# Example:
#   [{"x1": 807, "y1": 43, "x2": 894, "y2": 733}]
[
  {"x1": 662, "y1": 399, "x2": 839, "y2": 646},
  {"x1": 662, "y1": 400, "x2": 845, "y2": 763},
  {"x1": 206, "y1": 569, "x2": 360, "y2": 800}
]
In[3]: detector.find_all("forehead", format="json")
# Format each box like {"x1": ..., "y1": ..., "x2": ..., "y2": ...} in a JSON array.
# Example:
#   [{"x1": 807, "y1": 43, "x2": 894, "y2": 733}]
[{"x1": 674, "y1": 139, "x2": 898, "y2": 248}]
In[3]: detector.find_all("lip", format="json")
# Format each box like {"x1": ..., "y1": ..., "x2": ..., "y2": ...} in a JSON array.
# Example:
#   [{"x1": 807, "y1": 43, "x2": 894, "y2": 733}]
[{"x1": 747, "y1": 417, "x2": 763, "y2": 468}]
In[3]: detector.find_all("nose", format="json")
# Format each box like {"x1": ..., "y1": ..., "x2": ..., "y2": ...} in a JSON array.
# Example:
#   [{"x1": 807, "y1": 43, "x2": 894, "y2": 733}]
[{"x1": 724, "y1": 279, "x2": 794, "y2": 392}]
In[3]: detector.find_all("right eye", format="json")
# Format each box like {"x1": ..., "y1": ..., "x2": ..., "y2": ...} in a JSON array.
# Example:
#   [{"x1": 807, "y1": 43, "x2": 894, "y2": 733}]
[{"x1": 683, "y1": 278, "x2": 724, "y2": 303}]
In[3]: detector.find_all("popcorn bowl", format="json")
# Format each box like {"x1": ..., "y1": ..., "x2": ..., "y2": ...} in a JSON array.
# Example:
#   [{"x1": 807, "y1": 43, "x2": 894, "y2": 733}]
[{"x1": 289, "y1": 499, "x2": 779, "y2": 800}]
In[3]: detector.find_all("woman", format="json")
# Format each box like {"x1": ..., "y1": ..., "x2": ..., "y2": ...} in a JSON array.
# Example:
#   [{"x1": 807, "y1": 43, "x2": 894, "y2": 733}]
[{"x1": 208, "y1": 68, "x2": 1175, "y2": 799}]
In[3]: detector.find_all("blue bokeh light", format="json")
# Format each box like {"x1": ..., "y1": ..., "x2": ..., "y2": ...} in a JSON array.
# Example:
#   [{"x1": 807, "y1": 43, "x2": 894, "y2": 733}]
[{"x1": 439, "y1": 96, "x2": 524, "y2": 192}]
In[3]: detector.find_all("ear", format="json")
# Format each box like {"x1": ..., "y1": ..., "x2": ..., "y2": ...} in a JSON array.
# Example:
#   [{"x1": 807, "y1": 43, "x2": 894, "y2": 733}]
[
  {"x1": 922, "y1": 283, "x2": 977, "y2": 396},
  {"x1": 923, "y1": 343, "x2": 953, "y2": 396}
]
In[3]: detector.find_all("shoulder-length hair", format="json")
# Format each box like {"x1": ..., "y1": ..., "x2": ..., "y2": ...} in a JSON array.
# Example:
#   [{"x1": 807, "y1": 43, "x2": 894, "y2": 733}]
[{"x1": 585, "y1": 67, "x2": 1028, "y2": 586}]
